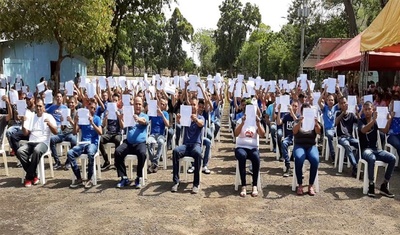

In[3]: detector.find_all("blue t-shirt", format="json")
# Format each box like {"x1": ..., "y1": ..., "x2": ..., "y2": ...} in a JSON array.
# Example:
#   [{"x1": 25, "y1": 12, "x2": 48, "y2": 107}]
[
  {"x1": 389, "y1": 117, "x2": 400, "y2": 135},
  {"x1": 79, "y1": 115, "x2": 102, "y2": 146},
  {"x1": 183, "y1": 115, "x2": 205, "y2": 145},
  {"x1": 96, "y1": 101, "x2": 107, "y2": 119},
  {"x1": 46, "y1": 104, "x2": 68, "y2": 127},
  {"x1": 127, "y1": 113, "x2": 149, "y2": 144},
  {"x1": 266, "y1": 104, "x2": 274, "y2": 122},
  {"x1": 210, "y1": 101, "x2": 220, "y2": 122},
  {"x1": 150, "y1": 111, "x2": 169, "y2": 135},
  {"x1": 322, "y1": 104, "x2": 339, "y2": 129}
]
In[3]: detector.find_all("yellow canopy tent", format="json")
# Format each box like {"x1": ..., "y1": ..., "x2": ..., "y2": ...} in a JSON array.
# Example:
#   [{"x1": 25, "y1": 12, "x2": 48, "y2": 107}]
[{"x1": 360, "y1": 0, "x2": 400, "y2": 52}]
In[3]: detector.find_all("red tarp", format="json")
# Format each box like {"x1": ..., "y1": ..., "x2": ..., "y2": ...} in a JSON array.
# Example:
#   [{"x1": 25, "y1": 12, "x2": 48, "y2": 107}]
[{"x1": 315, "y1": 33, "x2": 400, "y2": 71}]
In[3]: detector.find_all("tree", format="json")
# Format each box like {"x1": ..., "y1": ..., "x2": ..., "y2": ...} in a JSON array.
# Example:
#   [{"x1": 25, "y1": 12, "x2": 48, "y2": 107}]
[
  {"x1": 0, "y1": 0, "x2": 114, "y2": 92},
  {"x1": 166, "y1": 8, "x2": 194, "y2": 76},
  {"x1": 214, "y1": 0, "x2": 261, "y2": 77},
  {"x1": 192, "y1": 29, "x2": 216, "y2": 75}
]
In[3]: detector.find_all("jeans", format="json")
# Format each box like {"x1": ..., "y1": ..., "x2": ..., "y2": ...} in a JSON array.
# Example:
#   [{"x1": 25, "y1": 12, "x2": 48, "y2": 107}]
[
  {"x1": 269, "y1": 123, "x2": 277, "y2": 150},
  {"x1": 6, "y1": 125, "x2": 28, "y2": 153},
  {"x1": 361, "y1": 148, "x2": 396, "y2": 182},
  {"x1": 49, "y1": 132, "x2": 77, "y2": 163},
  {"x1": 167, "y1": 127, "x2": 174, "y2": 148},
  {"x1": 277, "y1": 128, "x2": 283, "y2": 156},
  {"x1": 281, "y1": 136, "x2": 293, "y2": 165},
  {"x1": 147, "y1": 134, "x2": 166, "y2": 165},
  {"x1": 387, "y1": 134, "x2": 400, "y2": 156},
  {"x1": 16, "y1": 142, "x2": 48, "y2": 180},
  {"x1": 338, "y1": 136, "x2": 359, "y2": 167},
  {"x1": 293, "y1": 145, "x2": 319, "y2": 185},
  {"x1": 172, "y1": 144, "x2": 202, "y2": 187},
  {"x1": 67, "y1": 143, "x2": 98, "y2": 180},
  {"x1": 174, "y1": 124, "x2": 182, "y2": 146},
  {"x1": 99, "y1": 133, "x2": 122, "y2": 162},
  {"x1": 325, "y1": 128, "x2": 336, "y2": 159},
  {"x1": 235, "y1": 147, "x2": 260, "y2": 187},
  {"x1": 213, "y1": 118, "x2": 221, "y2": 138},
  {"x1": 114, "y1": 141, "x2": 147, "y2": 178},
  {"x1": 203, "y1": 138, "x2": 211, "y2": 167}
]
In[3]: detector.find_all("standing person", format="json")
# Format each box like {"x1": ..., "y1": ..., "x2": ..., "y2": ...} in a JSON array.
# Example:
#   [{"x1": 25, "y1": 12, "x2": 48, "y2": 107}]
[
  {"x1": 171, "y1": 97, "x2": 204, "y2": 194},
  {"x1": 114, "y1": 97, "x2": 149, "y2": 189},
  {"x1": 292, "y1": 103, "x2": 321, "y2": 196},
  {"x1": 17, "y1": 98, "x2": 58, "y2": 187},
  {"x1": 358, "y1": 101, "x2": 396, "y2": 198},
  {"x1": 234, "y1": 102, "x2": 265, "y2": 197},
  {"x1": 67, "y1": 99, "x2": 102, "y2": 189}
]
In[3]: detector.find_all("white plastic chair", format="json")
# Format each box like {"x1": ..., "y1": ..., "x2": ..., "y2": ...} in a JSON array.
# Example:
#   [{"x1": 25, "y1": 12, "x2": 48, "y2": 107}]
[
  {"x1": 334, "y1": 127, "x2": 352, "y2": 173},
  {"x1": 384, "y1": 135, "x2": 399, "y2": 167},
  {"x1": 57, "y1": 141, "x2": 71, "y2": 157},
  {"x1": 1, "y1": 129, "x2": 9, "y2": 176},
  {"x1": 234, "y1": 159, "x2": 262, "y2": 194},
  {"x1": 291, "y1": 159, "x2": 320, "y2": 192},
  {"x1": 178, "y1": 127, "x2": 204, "y2": 183}
]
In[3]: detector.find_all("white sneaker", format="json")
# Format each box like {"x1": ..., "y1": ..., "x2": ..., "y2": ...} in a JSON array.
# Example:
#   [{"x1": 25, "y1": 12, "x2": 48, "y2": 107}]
[
  {"x1": 187, "y1": 166, "x2": 195, "y2": 174},
  {"x1": 202, "y1": 166, "x2": 211, "y2": 174}
]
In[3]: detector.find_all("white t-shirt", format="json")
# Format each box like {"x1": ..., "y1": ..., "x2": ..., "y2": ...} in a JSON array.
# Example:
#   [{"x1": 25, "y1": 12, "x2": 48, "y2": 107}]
[
  {"x1": 235, "y1": 117, "x2": 259, "y2": 149},
  {"x1": 29, "y1": 112, "x2": 56, "y2": 147}
]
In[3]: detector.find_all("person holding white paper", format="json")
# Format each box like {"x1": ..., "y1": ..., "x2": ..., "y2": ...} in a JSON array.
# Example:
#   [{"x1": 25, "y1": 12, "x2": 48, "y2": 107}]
[
  {"x1": 99, "y1": 93, "x2": 124, "y2": 171},
  {"x1": 114, "y1": 97, "x2": 149, "y2": 189},
  {"x1": 67, "y1": 99, "x2": 102, "y2": 189},
  {"x1": 171, "y1": 97, "x2": 205, "y2": 194},
  {"x1": 48, "y1": 96, "x2": 78, "y2": 169},
  {"x1": 0, "y1": 94, "x2": 12, "y2": 151},
  {"x1": 292, "y1": 103, "x2": 321, "y2": 196},
  {"x1": 45, "y1": 92, "x2": 68, "y2": 130},
  {"x1": 358, "y1": 101, "x2": 396, "y2": 198},
  {"x1": 17, "y1": 98, "x2": 58, "y2": 187},
  {"x1": 386, "y1": 98, "x2": 400, "y2": 167}
]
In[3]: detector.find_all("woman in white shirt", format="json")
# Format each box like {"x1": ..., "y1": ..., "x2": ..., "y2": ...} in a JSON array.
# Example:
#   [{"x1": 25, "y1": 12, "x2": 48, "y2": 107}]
[{"x1": 234, "y1": 101, "x2": 265, "y2": 197}]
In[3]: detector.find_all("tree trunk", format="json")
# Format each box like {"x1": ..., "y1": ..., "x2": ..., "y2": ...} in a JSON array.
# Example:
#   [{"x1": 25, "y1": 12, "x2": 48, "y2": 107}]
[
  {"x1": 343, "y1": 0, "x2": 358, "y2": 37},
  {"x1": 94, "y1": 57, "x2": 98, "y2": 75}
]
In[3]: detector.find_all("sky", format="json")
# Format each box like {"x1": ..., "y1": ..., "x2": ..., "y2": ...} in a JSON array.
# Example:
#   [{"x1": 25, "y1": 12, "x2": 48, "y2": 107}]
[{"x1": 164, "y1": 0, "x2": 293, "y2": 63}]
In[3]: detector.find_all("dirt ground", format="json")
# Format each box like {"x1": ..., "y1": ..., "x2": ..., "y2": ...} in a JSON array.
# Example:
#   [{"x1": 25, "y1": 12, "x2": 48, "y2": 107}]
[{"x1": 1, "y1": 108, "x2": 400, "y2": 235}]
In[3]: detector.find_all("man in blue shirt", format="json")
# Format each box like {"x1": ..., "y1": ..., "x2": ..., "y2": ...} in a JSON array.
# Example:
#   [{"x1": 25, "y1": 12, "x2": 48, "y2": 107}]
[
  {"x1": 114, "y1": 97, "x2": 149, "y2": 189},
  {"x1": 68, "y1": 99, "x2": 102, "y2": 189},
  {"x1": 171, "y1": 97, "x2": 204, "y2": 194},
  {"x1": 45, "y1": 92, "x2": 68, "y2": 128}
]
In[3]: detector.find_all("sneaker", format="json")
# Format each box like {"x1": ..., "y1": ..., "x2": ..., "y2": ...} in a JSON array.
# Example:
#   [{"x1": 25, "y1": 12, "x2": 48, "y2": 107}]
[
  {"x1": 191, "y1": 186, "x2": 199, "y2": 194},
  {"x1": 202, "y1": 166, "x2": 211, "y2": 174},
  {"x1": 16, "y1": 162, "x2": 22, "y2": 168},
  {"x1": 283, "y1": 167, "x2": 290, "y2": 177},
  {"x1": 171, "y1": 183, "x2": 179, "y2": 192},
  {"x1": 116, "y1": 178, "x2": 130, "y2": 188},
  {"x1": 272, "y1": 148, "x2": 276, "y2": 153},
  {"x1": 187, "y1": 166, "x2": 195, "y2": 174},
  {"x1": 32, "y1": 177, "x2": 40, "y2": 185},
  {"x1": 279, "y1": 157, "x2": 284, "y2": 162},
  {"x1": 101, "y1": 161, "x2": 111, "y2": 171},
  {"x1": 380, "y1": 183, "x2": 395, "y2": 198},
  {"x1": 148, "y1": 163, "x2": 159, "y2": 174},
  {"x1": 134, "y1": 177, "x2": 142, "y2": 189},
  {"x1": 69, "y1": 179, "x2": 84, "y2": 188},
  {"x1": 64, "y1": 163, "x2": 71, "y2": 171},
  {"x1": 10, "y1": 150, "x2": 15, "y2": 156},
  {"x1": 367, "y1": 183, "x2": 375, "y2": 198},
  {"x1": 84, "y1": 180, "x2": 93, "y2": 189},
  {"x1": 351, "y1": 167, "x2": 357, "y2": 178},
  {"x1": 53, "y1": 161, "x2": 62, "y2": 170},
  {"x1": 24, "y1": 179, "x2": 32, "y2": 187}
]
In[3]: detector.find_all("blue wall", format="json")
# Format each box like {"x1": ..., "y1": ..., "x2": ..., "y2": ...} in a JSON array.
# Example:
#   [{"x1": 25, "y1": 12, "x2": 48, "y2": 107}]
[{"x1": 1, "y1": 40, "x2": 87, "y2": 90}]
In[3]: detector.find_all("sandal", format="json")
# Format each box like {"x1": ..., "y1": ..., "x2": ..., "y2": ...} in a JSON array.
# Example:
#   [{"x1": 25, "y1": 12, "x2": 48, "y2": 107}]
[
  {"x1": 251, "y1": 186, "x2": 258, "y2": 197},
  {"x1": 308, "y1": 185, "x2": 316, "y2": 196},
  {"x1": 240, "y1": 186, "x2": 246, "y2": 197},
  {"x1": 297, "y1": 185, "x2": 304, "y2": 196}
]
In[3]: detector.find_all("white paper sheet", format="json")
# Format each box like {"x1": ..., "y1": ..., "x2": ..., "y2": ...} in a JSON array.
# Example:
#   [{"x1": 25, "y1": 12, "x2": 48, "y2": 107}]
[
  {"x1": 237, "y1": 74, "x2": 244, "y2": 83},
  {"x1": 288, "y1": 81, "x2": 296, "y2": 90},
  {"x1": 15, "y1": 83, "x2": 21, "y2": 91},
  {"x1": 44, "y1": 90, "x2": 53, "y2": 104},
  {"x1": 65, "y1": 81, "x2": 74, "y2": 96},
  {"x1": 179, "y1": 77, "x2": 186, "y2": 90},
  {"x1": 313, "y1": 92, "x2": 321, "y2": 106},
  {"x1": 197, "y1": 82, "x2": 206, "y2": 99},
  {"x1": 174, "y1": 76, "x2": 180, "y2": 87},
  {"x1": 302, "y1": 108, "x2": 315, "y2": 131},
  {"x1": 107, "y1": 76, "x2": 115, "y2": 88},
  {"x1": 86, "y1": 83, "x2": 97, "y2": 98},
  {"x1": 147, "y1": 100, "x2": 158, "y2": 117},
  {"x1": 164, "y1": 84, "x2": 176, "y2": 95},
  {"x1": 180, "y1": 105, "x2": 192, "y2": 127},
  {"x1": 327, "y1": 78, "x2": 336, "y2": 93},
  {"x1": 234, "y1": 82, "x2": 242, "y2": 98},
  {"x1": 300, "y1": 74, "x2": 308, "y2": 91},
  {"x1": 106, "y1": 102, "x2": 118, "y2": 120},
  {"x1": 347, "y1": 95, "x2": 357, "y2": 113},
  {"x1": 207, "y1": 79, "x2": 214, "y2": 94},
  {"x1": 37, "y1": 81, "x2": 46, "y2": 93},
  {"x1": 376, "y1": 107, "x2": 388, "y2": 128},
  {"x1": 23, "y1": 111, "x2": 34, "y2": 131},
  {"x1": 188, "y1": 75, "x2": 197, "y2": 92},
  {"x1": 77, "y1": 108, "x2": 90, "y2": 125},
  {"x1": 245, "y1": 105, "x2": 257, "y2": 126},
  {"x1": 338, "y1": 75, "x2": 345, "y2": 87},
  {"x1": 16, "y1": 100, "x2": 27, "y2": 116},
  {"x1": 363, "y1": 94, "x2": 373, "y2": 103},
  {"x1": 119, "y1": 76, "x2": 126, "y2": 90},
  {"x1": 9, "y1": 90, "x2": 18, "y2": 105},
  {"x1": 0, "y1": 78, "x2": 6, "y2": 88},
  {"x1": 123, "y1": 106, "x2": 136, "y2": 127},
  {"x1": 309, "y1": 81, "x2": 315, "y2": 91},
  {"x1": 269, "y1": 81, "x2": 276, "y2": 93},
  {"x1": 122, "y1": 94, "x2": 131, "y2": 107},
  {"x1": 61, "y1": 108, "x2": 71, "y2": 125},
  {"x1": 394, "y1": 101, "x2": 400, "y2": 117},
  {"x1": 280, "y1": 95, "x2": 290, "y2": 113},
  {"x1": 0, "y1": 89, "x2": 5, "y2": 109},
  {"x1": 98, "y1": 76, "x2": 107, "y2": 90}
]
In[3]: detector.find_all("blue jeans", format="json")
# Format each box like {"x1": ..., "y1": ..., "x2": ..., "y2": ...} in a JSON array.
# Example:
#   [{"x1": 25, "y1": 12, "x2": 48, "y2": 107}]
[
  {"x1": 212, "y1": 118, "x2": 221, "y2": 138},
  {"x1": 281, "y1": 136, "x2": 293, "y2": 165},
  {"x1": 203, "y1": 138, "x2": 211, "y2": 167},
  {"x1": 294, "y1": 145, "x2": 319, "y2": 185},
  {"x1": 361, "y1": 148, "x2": 396, "y2": 182},
  {"x1": 174, "y1": 124, "x2": 182, "y2": 146},
  {"x1": 148, "y1": 134, "x2": 166, "y2": 165},
  {"x1": 67, "y1": 143, "x2": 97, "y2": 180},
  {"x1": 235, "y1": 147, "x2": 260, "y2": 187},
  {"x1": 277, "y1": 128, "x2": 283, "y2": 156},
  {"x1": 269, "y1": 123, "x2": 277, "y2": 149},
  {"x1": 172, "y1": 144, "x2": 202, "y2": 187},
  {"x1": 6, "y1": 125, "x2": 28, "y2": 153},
  {"x1": 338, "y1": 136, "x2": 359, "y2": 167},
  {"x1": 387, "y1": 134, "x2": 400, "y2": 155},
  {"x1": 50, "y1": 132, "x2": 77, "y2": 163},
  {"x1": 325, "y1": 128, "x2": 335, "y2": 159},
  {"x1": 114, "y1": 141, "x2": 147, "y2": 178}
]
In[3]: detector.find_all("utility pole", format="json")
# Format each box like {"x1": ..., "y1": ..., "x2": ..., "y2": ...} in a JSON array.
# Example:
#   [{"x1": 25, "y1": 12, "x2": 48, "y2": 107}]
[
  {"x1": 298, "y1": 0, "x2": 309, "y2": 75},
  {"x1": 258, "y1": 43, "x2": 260, "y2": 76}
]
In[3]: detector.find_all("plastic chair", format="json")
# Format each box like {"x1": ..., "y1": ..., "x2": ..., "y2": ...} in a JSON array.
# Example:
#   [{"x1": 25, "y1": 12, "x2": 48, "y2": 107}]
[
  {"x1": 334, "y1": 127, "x2": 352, "y2": 173},
  {"x1": 291, "y1": 159, "x2": 320, "y2": 192},
  {"x1": 1, "y1": 129, "x2": 9, "y2": 176},
  {"x1": 57, "y1": 141, "x2": 71, "y2": 157},
  {"x1": 234, "y1": 159, "x2": 262, "y2": 194},
  {"x1": 178, "y1": 127, "x2": 204, "y2": 183},
  {"x1": 384, "y1": 135, "x2": 399, "y2": 167}
]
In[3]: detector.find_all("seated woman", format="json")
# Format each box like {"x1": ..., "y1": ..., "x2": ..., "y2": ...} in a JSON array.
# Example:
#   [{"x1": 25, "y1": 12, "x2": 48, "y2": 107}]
[
  {"x1": 386, "y1": 95, "x2": 400, "y2": 162},
  {"x1": 292, "y1": 103, "x2": 321, "y2": 196},
  {"x1": 234, "y1": 100, "x2": 265, "y2": 197}
]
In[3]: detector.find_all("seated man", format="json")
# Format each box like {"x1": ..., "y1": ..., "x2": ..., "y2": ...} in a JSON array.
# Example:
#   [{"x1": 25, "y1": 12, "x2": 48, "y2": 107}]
[
  {"x1": 147, "y1": 98, "x2": 169, "y2": 174},
  {"x1": 276, "y1": 100, "x2": 299, "y2": 177},
  {"x1": 49, "y1": 96, "x2": 77, "y2": 170},
  {"x1": 99, "y1": 93, "x2": 123, "y2": 170},
  {"x1": 17, "y1": 98, "x2": 58, "y2": 187},
  {"x1": 358, "y1": 101, "x2": 396, "y2": 198},
  {"x1": 114, "y1": 97, "x2": 148, "y2": 189},
  {"x1": 335, "y1": 96, "x2": 359, "y2": 177},
  {"x1": 171, "y1": 97, "x2": 204, "y2": 194},
  {"x1": 67, "y1": 99, "x2": 102, "y2": 189}
]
